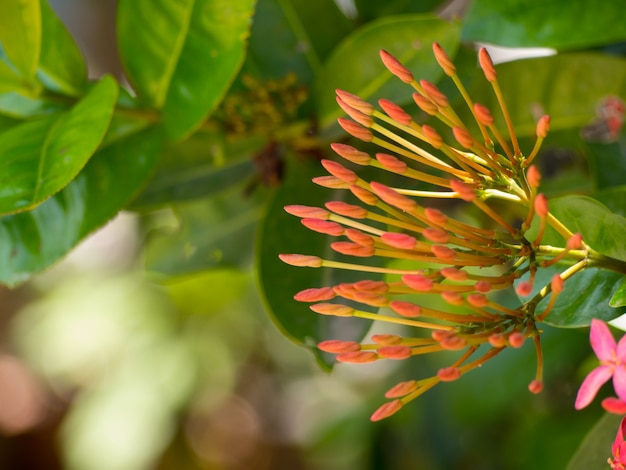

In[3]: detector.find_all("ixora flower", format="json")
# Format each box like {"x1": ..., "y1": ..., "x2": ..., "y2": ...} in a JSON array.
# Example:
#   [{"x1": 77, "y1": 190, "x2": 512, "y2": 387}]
[
  {"x1": 610, "y1": 417, "x2": 626, "y2": 469},
  {"x1": 279, "y1": 43, "x2": 592, "y2": 421},
  {"x1": 575, "y1": 319, "x2": 626, "y2": 413}
]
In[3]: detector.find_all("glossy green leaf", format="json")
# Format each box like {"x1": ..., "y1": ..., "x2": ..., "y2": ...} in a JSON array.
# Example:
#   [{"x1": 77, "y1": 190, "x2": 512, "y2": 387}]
[
  {"x1": 610, "y1": 278, "x2": 626, "y2": 308},
  {"x1": 550, "y1": 195, "x2": 626, "y2": 262},
  {"x1": 0, "y1": 75, "x2": 118, "y2": 215},
  {"x1": 118, "y1": 0, "x2": 255, "y2": 140},
  {"x1": 242, "y1": 0, "x2": 352, "y2": 83},
  {"x1": 541, "y1": 268, "x2": 626, "y2": 328},
  {"x1": 132, "y1": 131, "x2": 263, "y2": 208},
  {"x1": 463, "y1": 0, "x2": 626, "y2": 50},
  {"x1": 37, "y1": 0, "x2": 87, "y2": 95},
  {"x1": 315, "y1": 15, "x2": 460, "y2": 131},
  {"x1": 143, "y1": 184, "x2": 265, "y2": 277},
  {"x1": 0, "y1": 91, "x2": 64, "y2": 118},
  {"x1": 566, "y1": 413, "x2": 622, "y2": 470},
  {"x1": 257, "y1": 156, "x2": 380, "y2": 364},
  {"x1": 0, "y1": 127, "x2": 163, "y2": 287},
  {"x1": 463, "y1": 53, "x2": 626, "y2": 138},
  {"x1": 584, "y1": 136, "x2": 626, "y2": 191},
  {"x1": 0, "y1": 0, "x2": 41, "y2": 79}
]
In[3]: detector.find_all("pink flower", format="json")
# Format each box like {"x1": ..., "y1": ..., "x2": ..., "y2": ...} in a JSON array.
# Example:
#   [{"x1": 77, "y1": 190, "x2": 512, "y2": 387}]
[
  {"x1": 575, "y1": 319, "x2": 626, "y2": 410},
  {"x1": 610, "y1": 417, "x2": 626, "y2": 469}
]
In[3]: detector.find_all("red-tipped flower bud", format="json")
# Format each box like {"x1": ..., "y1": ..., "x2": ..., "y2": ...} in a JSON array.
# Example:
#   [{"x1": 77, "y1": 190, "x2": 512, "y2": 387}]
[
  {"x1": 478, "y1": 48, "x2": 497, "y2": 82},
  {"x1": 433, "y1": 42, "x2": 456, "y2": 76},
  {"x1": 370, "y1": 399, "x2": 403, "y2": 421},
  {"x1": 526, "y1": 165, "x2": 541, "y2": 189},
  {"x1": 335, "y1": 89, "x2": 374, "y2": 115},
  {"x1": 337, "y1": 117, "x2": 373, "y2": 141},
  {"x1": 413, "y1": 93, "x2": 438, "y2": 115},
  {"x1": 378, "y1": 99, "x2": 412, "y2": 125},
  {"x1": 420, "y1": 80, "x2": 449, "y2": 108},
  {"x1": 474, "y1": 103, "x2": 494, "y2": 126},
  {"x1": 537, "y1": 115, "x2": 550, "y2": 138},
  {"x1": 534, "y1": 193, "x2": 549, "y2": 217},
  {"x1": 379, "y1": 50, "x2": 414, "y2": 83},
  {"x1": 279, "y1": 254, "x2": 323, "y2": 268}
]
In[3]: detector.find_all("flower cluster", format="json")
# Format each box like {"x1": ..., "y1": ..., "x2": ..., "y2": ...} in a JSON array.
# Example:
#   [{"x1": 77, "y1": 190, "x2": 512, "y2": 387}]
[
  {"x1": 280, "y1": 43, "x2": 589, "y2": 421},
  {"x1": 576, "y1": 319, "x2": 626, "y2": 468}
]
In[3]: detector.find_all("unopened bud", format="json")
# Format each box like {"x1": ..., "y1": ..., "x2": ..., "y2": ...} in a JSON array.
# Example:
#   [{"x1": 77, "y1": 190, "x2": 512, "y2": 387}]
[
  {"x1": 437, "y1": 366, "x2": 462, "y2": 382},
  {"x1": 433, "y1": 42, "x2": 456, "y2": 76},
  {"x1": 378, "y1": 99, "x2": 412, "y2": 125},
  {"x1": 370, "y1": 399, "x2": 403, "y2": 421},
  {"x1": 537, "y1": 115, "x2": 550, "y2": 138},
  {"x1": 478, "y1": 48, "x2": 497, "y2": 82},
  {"x1": 379, "y1": 50, "x2": 414, "y2": 83},
  {"x1": 474, "y1": 103, "x2": 494, "y2": 126},
  {"x1": 294, "y1": 287, "x2": 336, "y2": 302},
  {"x1": 330, "y1": 143, "x2": 371, "y2": 165}
]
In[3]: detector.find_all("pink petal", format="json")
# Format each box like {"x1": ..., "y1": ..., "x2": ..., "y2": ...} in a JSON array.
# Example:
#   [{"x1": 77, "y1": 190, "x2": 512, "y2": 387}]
[
  {"x1": 575, "y1": 365, "x2": 613, "y2": 409},
  {"x1": 615, "y1": 365, "x2": 626, "y2": 401},
  {"x1": 590, "y1": 319, "x2": 617, "y2": 361},
  {"x1": 603, "y1": 397, "x2": 626, "y2": 415},
  {"x1": 617, "y1": 334, "x2": 626, "y2": 359}
]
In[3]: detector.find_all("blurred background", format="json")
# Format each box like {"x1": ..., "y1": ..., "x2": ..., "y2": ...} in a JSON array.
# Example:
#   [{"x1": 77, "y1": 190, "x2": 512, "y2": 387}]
[{"x1": 1, "y1": 0, "x2": 624, "y2": 469}]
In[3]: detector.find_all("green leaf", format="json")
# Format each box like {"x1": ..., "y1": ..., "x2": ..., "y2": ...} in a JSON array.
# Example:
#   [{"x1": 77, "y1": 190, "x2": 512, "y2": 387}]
[
  {"x1": 463, "y1": 0, "x2": 626, "y2": 50},
  {"x1": 0, "y1": 75, "x2": 118, "y2": 215},
  {"x1": 550, "y1": 195, "x2": 626, "y2": 262},
  {"x1": 0, "y1": 127, "x2": 163, "y2": 287},
  {"x1": 0, "y1": 0, "x2": 41, "y2": 79},
  {"x1": 132, "y1": 131, "x2": 263, "y2": 208},
  {"x1": 37, "y1": 0, "x2": 87, "y2": 95},
  {"x1": 541, "y1": 268, "x2": 626, "y2": 328},
  {"x1": 242, "y1": 0, "x2": 352, "y2": 83},
  {"x1": 143, "y1": 183, "x2": 264, "y2": 276},
  {"x1": 566, "y1": 413, "x2": 622, "y2": 470},
  {"x1": 462, "y1": 53, "x2": 626, "y2": 138},
  {"x1": 0, "y1": 60, "x2": 27, "y2": 94},
  {"x1": 256, "y1": 156, "x2": 379, "y2": 364},
  {"x1": 354, "y1": 0, "x2": 447, "y2": 22},
  {"x1": 610, "y1": 278, "x2": 626, "y2": 308},
  {"x1": 118, "y1": 0, "x2": 255, "y2": 140},
  {"x1": 315, "y1": 14, "x2": 460, "y2": 131}
]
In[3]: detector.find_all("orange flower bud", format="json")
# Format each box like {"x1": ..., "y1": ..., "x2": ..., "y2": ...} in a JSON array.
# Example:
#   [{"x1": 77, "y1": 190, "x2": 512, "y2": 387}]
[
  {"x1": 331, "y1": 241, "x2": 375, "y2": 257},
  {"x1": 335, "y1": 89, "x2": 374, "y2": 115},
  {"x1": 385, "y1": 380, "x2": 418, "y2": 398},
  {"x1": 370, "y1": 399, "x2": 403, "y2": 421},
  {"x1": 279, "y1": 254, "x2": 323, "y2": 268},
  {"x1": 294, "y1": 287, "x2": 336, "y2": 302},
  {"x1": 376, "y1": 153, "x2": 408, "y2": 173},
  {"x1": 330, "y1": 143, "x2": 371, "y2": 165},
  {"x1": 433, "y1": 42, "x2": 456, "y2": 76},
  {"x1": 378, "y1": 99, "x2": 412, "y2": 125},
  {"x1": 284, "y1": 205, "x2": 329, "y2": 220},
  {"x1": 379, "y1": 50, "x2": 414, "y2": 83},
  {"x1": 310, "y1": 303, "x2": 354, "y2": 316},
  {"x1": 478, "y1": 48, "x2": 497, "y2": 82},
  {"x1": 337, "y1": 117, "x2": 373, "y2": 141},
  {"x1": 321, "y1": 159, "x2": 358, "y2": 183}
]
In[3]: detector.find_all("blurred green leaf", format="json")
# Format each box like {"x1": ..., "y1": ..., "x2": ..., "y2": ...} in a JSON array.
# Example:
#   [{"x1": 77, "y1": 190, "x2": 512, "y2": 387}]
[
  {"x1": 0, "y1": 127, "x2": 163, "y2": 287},
  {"x1": 144, "y1": 183, "x2": 264, "y2": 277},
  {"x1": 0, "y1": 91, "x2": 64, "y2": 118},
  {"x1": 354, "y1": 0, "x2": 447, "y2": 22},
  {"x1": 463, "y1": 53, "x2": 626, "y2": 138},
  {"x1": 585, "y1": 138, "x2": 626, "y2": 191},
  {"x1": 118, "y1": 0, "x2": 255, "y2": 140},
  {"x1": 595, "y1": 186, "x2": 626, "y2": 216},
  {"x1": 550, "y1": 195, "x2": 626, "y2": 262},
  {"x1": 567, "y1": 413, "x2": 622, "y2": 470},
  {"x1": 132, "y1": 131, "x2": 263, "y2": 208},
  {"x1": 38, "y1": 0, "x2": 87, "y2": 95},
  {"x1": 0, "y1": 0, "x2": 41, "y2": 79},
  {"x1": 462, "y1": 0, "x2": 626, "y2": 50},
  {"x1": 315, "y1": 14, "x2": 460, "y2": 131},
  {"x1": 0, "y1": 75, "x2": 117, "y2": 215},
  {"x1": 242, "y1": 0, "x2": 352, "y2": 83},
  {"x1": 0, "y1": 60, "x2": 27, "y2": 94},
  {"x1": 256, "y1": 156, "x2": 380, "y2": 365}
]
